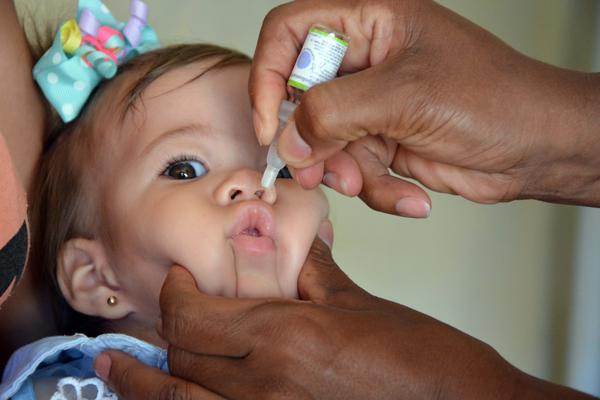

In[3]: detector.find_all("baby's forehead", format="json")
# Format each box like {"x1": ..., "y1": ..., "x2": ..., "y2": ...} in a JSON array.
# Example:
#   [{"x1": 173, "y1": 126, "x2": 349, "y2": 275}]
[
  {"x1": 99, "y1": 58, "x2": 237, "y2": 117},
  {"x1": 95, "y1": 60, "x2": 250, "y2": 141},
  {"x1": 92, "y1": 61, "x2": 252, "y2": 165},
  {"x1": 137, "y1": 59, "x2": 230, "y2": 99}
]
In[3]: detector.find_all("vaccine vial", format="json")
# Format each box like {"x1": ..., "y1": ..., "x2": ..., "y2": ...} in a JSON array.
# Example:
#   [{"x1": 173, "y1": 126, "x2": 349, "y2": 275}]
[{"x1": 261, "y1": 25, "x2": 349, "y2": 188}]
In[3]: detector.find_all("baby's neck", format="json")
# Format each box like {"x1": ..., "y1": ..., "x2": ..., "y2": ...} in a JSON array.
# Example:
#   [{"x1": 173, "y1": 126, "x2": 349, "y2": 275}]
[{"x1": 107, "y1": 317, "x2": 166, "y2": 349}]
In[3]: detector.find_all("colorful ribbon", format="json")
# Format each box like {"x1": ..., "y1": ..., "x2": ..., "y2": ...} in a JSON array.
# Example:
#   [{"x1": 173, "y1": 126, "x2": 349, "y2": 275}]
[{"x1": 33, "y1": 0, "x2": 159, "y2": 122}]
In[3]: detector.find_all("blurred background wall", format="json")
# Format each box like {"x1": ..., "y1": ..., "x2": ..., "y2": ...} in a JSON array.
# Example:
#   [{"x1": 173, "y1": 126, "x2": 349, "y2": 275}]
[{"x1": 98, "y1": 0, "x2": 600, "y2": 394}]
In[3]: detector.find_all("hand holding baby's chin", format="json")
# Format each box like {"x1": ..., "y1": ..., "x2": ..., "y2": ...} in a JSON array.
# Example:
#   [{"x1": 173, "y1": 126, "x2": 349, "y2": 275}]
[{"x1": 114, "y1": 237, "x2": 521, "y2": 400}]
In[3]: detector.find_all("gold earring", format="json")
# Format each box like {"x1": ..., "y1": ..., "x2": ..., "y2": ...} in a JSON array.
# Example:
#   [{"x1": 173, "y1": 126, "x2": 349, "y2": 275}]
[{"x1": 107, "y1": 295, "x2": 118, "y2": 306}]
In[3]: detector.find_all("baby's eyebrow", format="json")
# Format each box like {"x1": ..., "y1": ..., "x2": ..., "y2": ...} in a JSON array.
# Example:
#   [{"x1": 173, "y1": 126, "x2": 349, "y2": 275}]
[{"x1": 140, "y1": 123, "x2": 213, "y2": 157}]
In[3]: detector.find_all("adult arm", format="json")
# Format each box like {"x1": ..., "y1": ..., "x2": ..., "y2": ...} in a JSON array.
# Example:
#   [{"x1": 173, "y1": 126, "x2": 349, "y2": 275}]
[
  {"x1": 250, "y1": 0, "x2": 600, "y2": 217},
  {"x1": 0, "y1": 0, "x2": 50, "y2": 361},
  {"x1": 0, "y1": 0, "x2": 45, "y2": 193}
]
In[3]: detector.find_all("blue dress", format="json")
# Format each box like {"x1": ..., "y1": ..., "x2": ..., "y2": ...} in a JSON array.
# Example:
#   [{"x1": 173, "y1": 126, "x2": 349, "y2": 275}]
[{"x1": 0, "y1": 334, "x2": 168, "y2": 400}]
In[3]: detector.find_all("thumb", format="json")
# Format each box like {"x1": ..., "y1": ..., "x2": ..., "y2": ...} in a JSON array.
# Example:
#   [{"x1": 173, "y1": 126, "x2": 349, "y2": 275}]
[
  {"x1": 278, "y1": 65, "x2": 391, "y2": 169},
  {"x1": 298, "y1": 236, "x2": 373, "y2": 309},
  {"x1": 95, "y1": 351, "x2": 224, "y2": 399}
]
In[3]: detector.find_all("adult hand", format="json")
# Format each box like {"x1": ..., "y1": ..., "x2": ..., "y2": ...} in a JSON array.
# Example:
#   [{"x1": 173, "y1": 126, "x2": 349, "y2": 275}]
[
  {"x1": 99, "y1": 238, "x2": 590, "y2": 400},
  {"x1": 94, "y1": 348, "x2": 225, "y2": 399},
  {"x1": 250, "y1": 0, "x2": 600, "y2": 217}
]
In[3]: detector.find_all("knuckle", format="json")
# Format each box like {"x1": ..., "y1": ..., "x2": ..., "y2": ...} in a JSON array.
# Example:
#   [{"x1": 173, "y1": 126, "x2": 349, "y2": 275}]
[
  {"x1": 166, "y1": 346, "x2": 195, "y2": 376},
  {"x1": 364, "y1": 0, "x2": 397, "y2": 20},
  {"x1": 261, "y1": 4, "x2": 301, "y2": 46},
  {"x1": 160, "y1": 294, "x2": 183, "y2": 323},
  {"x1": 166, "y1": 346, "x2": 184, "y2": 372},
  {"x1": 111, "y1": 366, "x2": 128, "y2": 391},
  {"x1": 359, "y1": 183, "x2": 390, "y2": 213},
  {"x1": 263, "y1": 4, "x2": 286, "y2": 25},
  {"x1": 161, "y1": 302, "x2": 197, "y2": 340},
  {"x1": 238, "y1": 302, "x2": 337, "y2": 361},
  {"x1": 243, "y1": 299, "x2": 291, "y2": 335},
  {"x1": 282, "y1": 308, "x2": 328, "y2": 348},
  {"x1": 111, "y1": 360, "x2": 136, "y2": 394},
  {"x1": 240, "y1": 301, "x2": 310, "y2": 350},
  {"x1": 157, "y1": 380, "x2": 194, "y2": 400}
]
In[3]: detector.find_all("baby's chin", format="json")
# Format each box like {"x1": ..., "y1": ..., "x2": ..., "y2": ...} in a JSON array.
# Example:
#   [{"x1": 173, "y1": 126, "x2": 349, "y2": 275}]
[
  {"x1": 235, "y1": 277, "x2": 287, "y2": 298},
  {"x1": 230, "y1": 239, "x2": 301, "y2": 299},
  {"x1": 233, "y1": 236, "x2": 309, "y2": 298}
]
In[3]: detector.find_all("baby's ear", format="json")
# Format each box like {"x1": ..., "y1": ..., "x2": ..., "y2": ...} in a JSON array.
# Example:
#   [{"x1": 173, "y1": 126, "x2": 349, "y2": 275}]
[{"x1": 57, "y1": 238, "x2": 134, "y2": 320}]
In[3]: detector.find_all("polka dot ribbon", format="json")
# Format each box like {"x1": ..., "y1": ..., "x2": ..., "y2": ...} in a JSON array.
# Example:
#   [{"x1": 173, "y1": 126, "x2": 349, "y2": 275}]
[{"x1": 33, "y1": 0, "x2": 159, "y2": 122}]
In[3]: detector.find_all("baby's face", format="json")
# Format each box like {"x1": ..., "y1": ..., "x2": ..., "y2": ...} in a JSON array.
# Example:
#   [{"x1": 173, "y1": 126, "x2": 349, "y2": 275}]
[{"x1": 99, "y1": 62, "x2": 329, "y2": 321}]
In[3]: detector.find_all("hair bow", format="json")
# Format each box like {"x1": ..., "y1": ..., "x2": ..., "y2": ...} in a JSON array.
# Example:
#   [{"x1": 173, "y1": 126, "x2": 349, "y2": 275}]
[{"x1": 33, "y1": 0, "x2": 160, "y2": 122}]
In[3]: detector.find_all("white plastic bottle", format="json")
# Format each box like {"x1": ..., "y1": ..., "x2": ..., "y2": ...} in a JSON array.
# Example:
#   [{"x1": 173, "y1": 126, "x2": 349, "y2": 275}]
[{"x1": 261, "y1": 25, "x2": 349, "y2": 188}]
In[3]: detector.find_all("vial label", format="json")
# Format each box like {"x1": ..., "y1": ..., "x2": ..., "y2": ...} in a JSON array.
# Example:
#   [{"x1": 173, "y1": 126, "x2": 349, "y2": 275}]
[{"x1": 288, "y1": 27, "x2": 349, "y2": 92}]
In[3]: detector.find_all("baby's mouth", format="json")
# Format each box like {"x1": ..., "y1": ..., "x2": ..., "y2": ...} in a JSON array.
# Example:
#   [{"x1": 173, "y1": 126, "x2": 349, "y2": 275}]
[
  {"x1": 240, "y1": 227, "x2": 260, "y2": 236},
  {"x1": 228, "y1": 201, "x2": 282, "y2": 298},
  {"x1": 229, "y1": 202, "x2": 276, "y2": 254}
]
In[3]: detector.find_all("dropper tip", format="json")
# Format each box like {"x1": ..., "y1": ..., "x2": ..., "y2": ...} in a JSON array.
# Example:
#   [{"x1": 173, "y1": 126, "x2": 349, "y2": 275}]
[{"x1": 261, "y1": 165, "x2": 279, "y2": 188}]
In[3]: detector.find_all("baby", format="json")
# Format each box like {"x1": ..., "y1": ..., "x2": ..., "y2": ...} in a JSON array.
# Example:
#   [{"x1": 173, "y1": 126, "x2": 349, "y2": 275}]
[
  {"x1": 29, "y1": 43, "x2": 329, "y2": 342},
  {"x1": 33, "y1": 41, "x2": 329, "y2": 334},
  {"x1": 0, "y1": 3, "x2": 331, "y2": 399}
]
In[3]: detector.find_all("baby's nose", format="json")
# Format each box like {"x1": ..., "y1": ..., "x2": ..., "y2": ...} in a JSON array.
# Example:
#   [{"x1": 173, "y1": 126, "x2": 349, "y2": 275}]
[{"x1": 214, "y1": 169, "x2": 277, "y2": 205}]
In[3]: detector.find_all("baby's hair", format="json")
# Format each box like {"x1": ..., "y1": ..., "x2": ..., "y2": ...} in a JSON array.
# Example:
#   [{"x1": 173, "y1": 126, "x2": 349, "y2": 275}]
[{"x1": 30, "y1": 43, "x2": 251, "y2": 336}]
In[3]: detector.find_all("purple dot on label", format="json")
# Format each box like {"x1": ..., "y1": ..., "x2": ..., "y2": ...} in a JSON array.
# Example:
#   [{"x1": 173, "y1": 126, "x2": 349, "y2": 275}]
[{"x1": 296, "y1": 50, "x2": 312, "y2": 69}]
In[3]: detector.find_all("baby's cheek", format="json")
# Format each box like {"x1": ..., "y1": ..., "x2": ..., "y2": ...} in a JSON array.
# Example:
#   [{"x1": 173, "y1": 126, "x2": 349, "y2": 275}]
[
  {"x1": 277, "y1": 219, "x2": 318, "y2": 298},
  {"x1": 277, "y1": 192, "x2": 329, "y2": 297},
  {"x1": 142, "y1": 207, "x2": 237, "y2": 296}
]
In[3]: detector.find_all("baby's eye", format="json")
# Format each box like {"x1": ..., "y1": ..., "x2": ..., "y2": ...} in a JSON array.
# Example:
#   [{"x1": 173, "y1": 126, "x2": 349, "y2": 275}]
[
  {"x1": 163, "y1": 160, "x2": 207, "y2": 180},
  {"x1": 277, "y1": 166, "x2": 292, "y2": 179}
]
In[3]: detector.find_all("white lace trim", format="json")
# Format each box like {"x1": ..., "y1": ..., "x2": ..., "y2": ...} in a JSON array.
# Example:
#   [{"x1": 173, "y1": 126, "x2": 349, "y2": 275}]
[{"x1": 49, "y1": 377, "x2": 118, "y2": 400}]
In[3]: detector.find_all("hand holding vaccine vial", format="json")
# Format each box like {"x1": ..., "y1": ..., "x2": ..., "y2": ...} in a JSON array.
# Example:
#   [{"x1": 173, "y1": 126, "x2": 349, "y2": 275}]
[{"x1": 261, "y1": 25, "x2": 349, "y2": 188}]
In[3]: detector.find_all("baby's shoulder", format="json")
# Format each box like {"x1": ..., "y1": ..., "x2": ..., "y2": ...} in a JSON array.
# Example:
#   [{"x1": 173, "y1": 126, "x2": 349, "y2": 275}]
[{"x1": 0, "y1": 334, "x2": 167, "y2": 400}]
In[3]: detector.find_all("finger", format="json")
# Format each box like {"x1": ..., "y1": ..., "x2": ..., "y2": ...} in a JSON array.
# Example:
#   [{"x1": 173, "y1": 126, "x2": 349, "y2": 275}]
[
  {"x1": 249, "y1": 4, "x2": 309, "y2": 146},
  {"x1": 168, "y1": 341, "x2": 319, "y2": 400},
  {"x1": 298, "y1": 237, "x2": 373, "y2": 308},
  {"x1": 159, "y1": 265, "x2": 280, "y2": 357},
  {"x1": 390, "y1": 147, "x2": 516, "y2": 204},
  {"x1": 278, "y1": 66, "x2": 392, "y2": 169},
  {"x1": 346, "y1": 138, "x2": 431, "y2": 217},
  {"x1": 293, "y1": 150, "x2": 363, "y2": 196},
  {"x1": 168, "y1": 347, "x2": 256, "y2": 400},
  {"x1": 322, "y1": 150, "x2": 362, "y2": 197},
  {"x1": 96, "y1": 351, "x2": 224, "y2": 400},
  {"x1": 250, "y1": 0, "x2": 382, "y2": 146},
  {"x1": 293, "y1": 160, "x2": 324, "y2": 190}
]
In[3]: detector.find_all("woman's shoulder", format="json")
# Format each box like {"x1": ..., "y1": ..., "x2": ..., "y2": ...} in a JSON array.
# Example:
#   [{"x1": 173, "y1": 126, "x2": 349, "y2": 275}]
[
  {"x1": 0, "y1": 134, "x2": 28, "y2": 307},
  {"x1": 14, "y1": 0, "x2": 76, "y2": 60}
]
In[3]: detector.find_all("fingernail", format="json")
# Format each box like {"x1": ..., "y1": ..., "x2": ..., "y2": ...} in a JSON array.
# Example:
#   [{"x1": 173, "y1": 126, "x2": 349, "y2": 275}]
[
  {"x1": 323, "y1": 173, "x2": 349, "y2": 195},
  {"x1": 253, "y1": 109, "x2": 265, "y2": 146},
  {"x1": 340, "y1": 179, "x2": 349, "y2": 195},
  {"x1": 280, "y1": 121, "x2": 311, "y2": 163},
  {"x1": 294, "y1": 168, "x2": 309, "y2": 189},
  {"x1": 395, "y1": 198, "x2": 431, "y2": 218},
  {"x1": 94, "y1": 353, "x2": 111, "y2": 381},
  {"x1": 322, "y1": 172, "x2": 339, "y2": 189},
  {"x1": 317, "y1": 222, "x2": 334, "y2": 249}
]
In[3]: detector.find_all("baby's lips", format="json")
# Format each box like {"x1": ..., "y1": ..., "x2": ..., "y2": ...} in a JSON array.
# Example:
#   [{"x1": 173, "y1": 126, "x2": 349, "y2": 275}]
[{"x1": 228, "y1": 200, "x2": 276, "y2": 240}]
